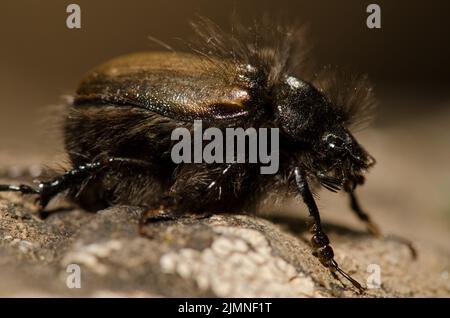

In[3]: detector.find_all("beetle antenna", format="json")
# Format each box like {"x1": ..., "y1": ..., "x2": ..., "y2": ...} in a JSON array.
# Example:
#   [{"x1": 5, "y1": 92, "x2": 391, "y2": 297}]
[{"x1": 331, "y1": 260, "x2": 365, "y2": 293}]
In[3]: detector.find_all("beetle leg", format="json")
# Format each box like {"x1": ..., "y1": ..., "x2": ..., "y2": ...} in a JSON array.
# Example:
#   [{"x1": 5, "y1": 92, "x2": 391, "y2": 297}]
[
  {"x1": 0, "y1": 184, "x2": 39, "y2": 195},
  {"x1": 138, "y1": 194, "x2": 213, "y2": 237},
  {"x1": 0, "y1": 157, "x2": 149, "y2": 210},
  {"x1": 294, "y1": 167, "x2": 365, "y2": 293},
  {"x1": 348, "y1": 190, "x2": 417, "y2": 259},
  {"x1": 138, "y1": 196, "x2": 179, "y2": 236},
  {"x1": 348, "y1": 190, "x2": 382, "y2": 237},
  {"x1": 139, "y1": 164, "x2": 234, "y2": 221}
]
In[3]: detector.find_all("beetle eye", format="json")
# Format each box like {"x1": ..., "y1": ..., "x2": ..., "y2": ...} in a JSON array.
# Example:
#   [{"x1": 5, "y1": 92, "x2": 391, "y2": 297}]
[{"x1": 324, "y1": 134, "x2": 345, "y2": 149}]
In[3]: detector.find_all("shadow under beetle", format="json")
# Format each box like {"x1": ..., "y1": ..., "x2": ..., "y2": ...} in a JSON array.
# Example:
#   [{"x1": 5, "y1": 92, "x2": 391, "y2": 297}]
[{"x1": 0, "y1": 18, "x2": 409, "y2": 292}]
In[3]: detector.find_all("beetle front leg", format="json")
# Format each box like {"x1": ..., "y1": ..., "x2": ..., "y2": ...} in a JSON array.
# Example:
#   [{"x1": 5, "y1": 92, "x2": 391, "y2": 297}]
[{"x1": 294, "y1": 167, "x2": 365, "y2": 292}]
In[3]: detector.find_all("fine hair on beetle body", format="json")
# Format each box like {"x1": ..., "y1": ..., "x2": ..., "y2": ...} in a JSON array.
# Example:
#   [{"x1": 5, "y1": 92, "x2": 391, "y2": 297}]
[{"x1": 1, "y1": 16, "x2": 409, "y2": 292}]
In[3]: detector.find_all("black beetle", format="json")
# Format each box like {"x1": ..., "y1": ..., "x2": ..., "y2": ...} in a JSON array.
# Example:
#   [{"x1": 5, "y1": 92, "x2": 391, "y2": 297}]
[{"x1": 1, "y1": 18, "x2": 385, "y2": 291}]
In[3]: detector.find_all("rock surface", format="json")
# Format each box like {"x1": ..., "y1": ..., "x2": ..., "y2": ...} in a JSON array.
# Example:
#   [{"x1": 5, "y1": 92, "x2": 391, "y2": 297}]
[{"x1": 0, "y1": 189, "x2": 449, "y2": 297}]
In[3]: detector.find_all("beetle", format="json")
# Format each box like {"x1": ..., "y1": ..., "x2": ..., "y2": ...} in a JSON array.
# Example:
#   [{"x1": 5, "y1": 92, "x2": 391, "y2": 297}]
[{"x1": 1, "y1": 18, "x2": 385, "y2": 291}]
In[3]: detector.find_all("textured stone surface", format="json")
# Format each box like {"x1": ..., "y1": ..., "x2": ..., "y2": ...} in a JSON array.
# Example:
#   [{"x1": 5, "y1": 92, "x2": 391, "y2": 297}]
[{"x1": 0, "y1": 189, "x2": 449, "y2": 297}]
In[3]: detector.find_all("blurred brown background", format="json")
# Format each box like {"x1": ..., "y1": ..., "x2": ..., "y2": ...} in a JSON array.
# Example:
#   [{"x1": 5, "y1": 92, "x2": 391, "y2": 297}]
[
  {"x1": 0, "y1": 1, "x2": 449, "y2": 251},
  {"x1": 1, "y1": 0, "x2": 449, "y2": 151}
]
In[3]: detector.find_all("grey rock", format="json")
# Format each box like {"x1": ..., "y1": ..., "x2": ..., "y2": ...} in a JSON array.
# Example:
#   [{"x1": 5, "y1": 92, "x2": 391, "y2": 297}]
[{"x1": 1, "y1": 189, "x2": 449, "y2": 298}]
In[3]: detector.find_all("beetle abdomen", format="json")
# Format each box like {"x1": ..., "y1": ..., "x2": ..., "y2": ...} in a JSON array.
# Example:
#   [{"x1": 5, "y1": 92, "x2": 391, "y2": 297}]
[
  {"x1": 64, "y1": 104, "x2": 179, "y2": 209},
  {"x1": 65, "y1": 105, "x2": 175, "y2": 164}
]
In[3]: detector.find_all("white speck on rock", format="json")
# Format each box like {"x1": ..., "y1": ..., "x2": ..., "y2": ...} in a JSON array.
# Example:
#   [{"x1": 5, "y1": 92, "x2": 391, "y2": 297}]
[
  {"x1": 160, "y1": 253, "x2": 177, "y2": 273},
  {"x1": 195, "y1": 273, "x2": 210, "y2": 290},
  {"x1": 290, "y1": 275, "x2": 316, "y2": 297},
  {"x1": 233, "y1": 238, "x2": 249, "y2": 253},
  {"x1": 211, "y1": 237, "x2": 234, "y2": 257},
  {"x1": 62, "y1": 240, "x2": 123, "y2": 275},
  {"x1": 158, "y1": 225, "x2": 318, "y2": 297},
  {"x1": 176, "y1": 260, "x2": 193, "y2": 279},
  {"x1": 18, "y1": 240, "x2": 35, "y2": 253}
]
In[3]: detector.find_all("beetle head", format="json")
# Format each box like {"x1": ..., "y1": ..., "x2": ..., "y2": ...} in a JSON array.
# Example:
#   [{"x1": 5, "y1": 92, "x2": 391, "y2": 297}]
[
  {"x1": 314, "y1": 126, "x2": 375, "y2": 191},
  {"x1": 274, "y1": 75, "x2": 375, "y2": 190},
  {"x1": 320, "y1": 127, "x2": 375, "y2": 169}
]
